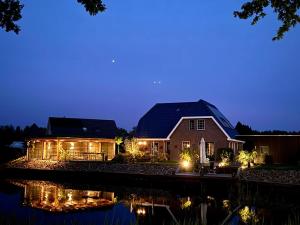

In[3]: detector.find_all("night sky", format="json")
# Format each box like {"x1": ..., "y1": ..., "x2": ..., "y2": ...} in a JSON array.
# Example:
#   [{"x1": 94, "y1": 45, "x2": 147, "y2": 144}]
[{"x1": 0, "y1": 1, "x2": 299, "y2": 131}]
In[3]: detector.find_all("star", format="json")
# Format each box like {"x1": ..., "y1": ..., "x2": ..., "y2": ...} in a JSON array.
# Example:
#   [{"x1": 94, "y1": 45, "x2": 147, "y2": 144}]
[{"x1": 112, "y1": 59, "x2": 116, "y2": 63}]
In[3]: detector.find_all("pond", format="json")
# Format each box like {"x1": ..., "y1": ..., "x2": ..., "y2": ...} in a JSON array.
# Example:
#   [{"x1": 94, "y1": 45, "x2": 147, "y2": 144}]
[{"x1": 0, "y1": 179, "x2": 299, "y2": 225}]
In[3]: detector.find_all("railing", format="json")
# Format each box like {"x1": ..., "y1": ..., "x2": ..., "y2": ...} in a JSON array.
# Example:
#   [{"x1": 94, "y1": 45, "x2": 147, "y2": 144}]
[{"x1": 69, "y1": 152, "x2": 107, "y2": 161}]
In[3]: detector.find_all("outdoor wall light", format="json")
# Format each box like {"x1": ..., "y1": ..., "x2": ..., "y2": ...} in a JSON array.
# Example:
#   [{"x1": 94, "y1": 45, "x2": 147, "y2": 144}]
[{"x1": 182, "y1": 160, "x2": 190, "y2": 169}]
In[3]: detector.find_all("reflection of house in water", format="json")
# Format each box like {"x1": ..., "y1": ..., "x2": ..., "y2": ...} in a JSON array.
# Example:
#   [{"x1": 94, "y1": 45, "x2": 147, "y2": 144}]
[
  {"x1": 11, "y1": 180, "x2": 115, "y2": 212},
  {"x1": 125, "y1": 195, "x2": 211, "y2": 225}
]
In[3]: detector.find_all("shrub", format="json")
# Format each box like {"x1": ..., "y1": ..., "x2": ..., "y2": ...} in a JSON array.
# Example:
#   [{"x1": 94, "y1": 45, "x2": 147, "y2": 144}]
[
  {"x1": 124, "y1": 138, "x2": 144, "y2": 159},
  {"x1": 216, "y1": 148, "x2": 234, "y2": 161},
  {"x1": 236, "y1": 150, "x2": 257, "y2": 167}
]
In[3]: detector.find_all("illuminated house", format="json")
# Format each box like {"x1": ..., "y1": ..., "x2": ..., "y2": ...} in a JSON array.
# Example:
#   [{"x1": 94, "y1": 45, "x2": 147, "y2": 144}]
[
  {"x1": 26, "y1": 117, "x2": 117, "y2": 161},
  {"x1": 135, "y1": 99, "x2": 244, "y2": 161}
]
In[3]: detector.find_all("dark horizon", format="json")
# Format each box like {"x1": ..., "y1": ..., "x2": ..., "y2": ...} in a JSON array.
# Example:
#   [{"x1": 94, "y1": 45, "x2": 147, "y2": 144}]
[{"x1": 1, "y1": 1, "x2": 299, "y2": 131}]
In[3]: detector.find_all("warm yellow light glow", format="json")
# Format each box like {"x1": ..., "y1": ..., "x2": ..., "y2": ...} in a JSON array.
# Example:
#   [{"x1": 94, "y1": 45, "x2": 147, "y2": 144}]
[
  {"x1": 138, "y1": 141, "x2": 147, "y2": 145},
  {"x1": 239, "y1": 206, "x2": 259, "y2": 224},
  {"x1": 218, "y1": 161, "x2": 229, "y2": 167},
  {"x1": 47, "y1": 142, "x2": 51, "y2": 150},
  {"x1": 137, "y1": 208, "x2": 146, "y2": 215},
  {"x1": 182, "y1": 160, "x2": 190, "y2": 169},
  {"x1": 181, "y1": 197, "x2": 192, "y2": 209},
  {"x1": 186, "y1": 144, "x2": 190, "y2": 148},
  {"x1": 67, "y1": 192, "x2": 73, "y2": 201},
  {"x1": 222, "y1": 200, "x2": 230, "y2": 210},
  {"x1": 70, "y1": 142, "x2": 74, "y2": 150}
]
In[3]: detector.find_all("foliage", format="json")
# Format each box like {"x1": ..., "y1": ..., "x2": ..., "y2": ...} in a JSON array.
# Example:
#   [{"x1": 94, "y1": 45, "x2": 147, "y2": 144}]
[
  {"x1": 2, "y1": 1, "x2": 299, "y2": 40},
  {"x1": 179, "y1": 149, "x2": 192, "y2": 162},
  {"x1": 115, "y1": 136, "x2": 123, "y2": 154},
  {"x1": 0, "y1": 0, "x2": 23, "y2": 33},
  {"x1": 219, "y1": 149, "x2": 232, "y2": 167},
  {"x1": 124, "y1": 138, "x2": 144, "y2": 159},
  {"x1": 216, "y1": 148, "x2": 233, "y2": 161},
  {"x1": 235, "y1": 121, "x2": 300, "y2": 135},
  {"x1": 236, "y1": 150, "x2": 257, "y2": 167},
  {"x1": 116, "y1": 127, "x2": 129, "y2": 139},
  {"x1": 0, "y1": 146, "x2": 24, "y2": 164},
  {"x1": 0, "y1": 0, "x2": 105, "y2": 34},
  {"x1": 0, "y1": 124, "x2": 46, "y2": 146},
  {"x1": 58, "y1": 143, "x2": 70, "y2": 161},
  {"x1": 77, "y1": 0, "x2": 105, "y2": 16},
  {"x1": 180, "y1": 148, "x2": 199, "y2": 163},
  {"x1": 234, "y1": 0, "x2": 300, "y2": 40}
]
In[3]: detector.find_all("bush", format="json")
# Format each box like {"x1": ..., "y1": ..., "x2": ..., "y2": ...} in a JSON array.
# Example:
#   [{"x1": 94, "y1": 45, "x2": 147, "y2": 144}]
[{"x1": 216, "y1": 148, "x2": 234, "y2": 161}]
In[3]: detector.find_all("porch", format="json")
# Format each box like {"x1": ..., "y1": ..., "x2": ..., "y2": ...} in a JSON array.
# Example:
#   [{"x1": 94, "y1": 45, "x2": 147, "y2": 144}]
[{"x1": 27, "y1": 138, "x2": 115, "y2": 161}]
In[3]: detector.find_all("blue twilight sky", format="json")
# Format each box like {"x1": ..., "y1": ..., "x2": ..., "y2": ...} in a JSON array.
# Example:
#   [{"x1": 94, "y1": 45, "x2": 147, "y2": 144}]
[{"x1": 0, "y1": 0, "x2": 300, "y2": 131}]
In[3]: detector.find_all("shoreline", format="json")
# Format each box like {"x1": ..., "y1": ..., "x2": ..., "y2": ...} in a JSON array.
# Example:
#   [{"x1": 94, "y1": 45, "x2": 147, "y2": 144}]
[{"x1": 1, "y1": 158, "x2": 300, "y2": 188}]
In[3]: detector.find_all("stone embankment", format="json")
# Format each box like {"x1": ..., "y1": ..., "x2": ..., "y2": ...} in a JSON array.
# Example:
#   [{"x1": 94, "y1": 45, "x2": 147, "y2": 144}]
[
  {"x1": 6, "y1": 157, "x2": 178, "y2": 176},
  {"x1": 240, "y1": 168, "x2": 300, "y2": 186}
]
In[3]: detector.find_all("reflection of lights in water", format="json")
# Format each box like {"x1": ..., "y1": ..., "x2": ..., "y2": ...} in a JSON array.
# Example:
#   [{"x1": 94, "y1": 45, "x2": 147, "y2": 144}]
[
  {"x1": 222, "y1": 200, "x2": 230, "y2": 210},
  {"x1": 239, "y1": 206, "x2": 259, "y2": 224},
  {"x1": 67, "y1": 192, "x2": 73, "y2": 201},
  {"x1": 181, "y1": 196, "x2": 192, "y2": 209},
  {"x1": 137, "y1": 208, "x2": 146, "y2": 215},
  {"x1": 207, "y1": 196, "x2": 215, "y2": 200}
]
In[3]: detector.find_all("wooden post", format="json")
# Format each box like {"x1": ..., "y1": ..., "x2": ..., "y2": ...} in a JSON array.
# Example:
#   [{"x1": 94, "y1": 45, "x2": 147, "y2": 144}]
[
  {"x1": 113, "y1": 141, "x2": 116, "y2": 159},
  {"x1": 57, "y1": 139, "x2": 60, "y2": 161}
]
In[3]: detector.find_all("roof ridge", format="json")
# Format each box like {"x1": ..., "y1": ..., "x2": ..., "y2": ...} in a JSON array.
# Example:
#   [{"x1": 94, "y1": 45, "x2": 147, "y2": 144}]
[{"x1": 49, "y1": 117, "x2": 115, "y2": 122}]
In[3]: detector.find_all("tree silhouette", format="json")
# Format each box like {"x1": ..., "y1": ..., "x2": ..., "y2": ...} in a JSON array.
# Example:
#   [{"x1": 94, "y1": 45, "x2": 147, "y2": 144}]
[
  {"x1": 234, "y1": 0, "x2": 300, "y2": 40},
  {"x1": 0, "y1": 0, "x2": 105, "y2": 34},
  {"x1": 1, "y1": 1, "x2": 299, "y2": 40}
]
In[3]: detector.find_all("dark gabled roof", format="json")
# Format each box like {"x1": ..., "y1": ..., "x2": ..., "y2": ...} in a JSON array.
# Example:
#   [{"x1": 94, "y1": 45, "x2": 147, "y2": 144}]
[
  {"x1": 135, "y1": 99, "x2": 238, "y2": 139},
  {"x1": 47, "y1": 117, "x2": 117, "y2": 139}
]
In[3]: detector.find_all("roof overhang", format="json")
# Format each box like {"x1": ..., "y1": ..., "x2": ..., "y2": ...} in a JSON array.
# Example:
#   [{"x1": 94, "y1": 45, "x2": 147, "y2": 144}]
[{"x1": 135, "y1": 138, "x2": 170, "y2": 141}]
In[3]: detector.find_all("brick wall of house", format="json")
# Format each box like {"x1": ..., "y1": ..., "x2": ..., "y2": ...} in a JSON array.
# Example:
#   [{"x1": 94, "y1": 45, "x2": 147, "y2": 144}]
[{"x1": 169, "y1": 118, "x2": 229, "y2": 161}]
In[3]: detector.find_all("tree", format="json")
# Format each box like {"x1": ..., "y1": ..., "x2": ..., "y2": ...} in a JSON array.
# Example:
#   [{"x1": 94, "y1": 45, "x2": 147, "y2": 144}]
[
  {"x1": 0, "y1": 0, "x2": 105, "y2": 34},
  {"x1": 234, "y1": 0, "x2": 300, "y2": 40},
  {"x1": 115, "y1": 136, "x2": 123, "y2": 154},
  {"x1": 235, "y1": 121, "x2": 256, "y2": 135},
  {"x1": 2, "y1": 1, "x2": 299, "y2": 40}
]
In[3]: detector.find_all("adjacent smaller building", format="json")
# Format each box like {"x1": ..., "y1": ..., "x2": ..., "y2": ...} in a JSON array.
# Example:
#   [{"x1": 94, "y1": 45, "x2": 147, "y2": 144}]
[
  {"x1": 27, "y1": 117, "x2": 117, "y2": 161},
  {"x1": 237, "y1": 135, "x2": 300, "y2": 164}
]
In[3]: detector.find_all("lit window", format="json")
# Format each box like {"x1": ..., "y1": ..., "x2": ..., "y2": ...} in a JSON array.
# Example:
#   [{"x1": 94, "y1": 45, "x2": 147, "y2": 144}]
[
  {"x1": 197, "y1": 119, "x2": 205, "y2": 130},
  {"x1": 189, "y1": 120, "x2": 195, "y2": 130},
  {"x1": 182, "y1": 141, "x2": 190, "y2": 150}
]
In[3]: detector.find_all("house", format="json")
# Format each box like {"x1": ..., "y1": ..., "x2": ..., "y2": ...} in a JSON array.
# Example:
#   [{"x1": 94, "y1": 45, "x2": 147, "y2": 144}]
[
  {"x1": 26, "y1": 117, "x2": 117, "y2": 161},
  {"x1": 135, "y1": 99, "x2": 243, "y2": 161}
]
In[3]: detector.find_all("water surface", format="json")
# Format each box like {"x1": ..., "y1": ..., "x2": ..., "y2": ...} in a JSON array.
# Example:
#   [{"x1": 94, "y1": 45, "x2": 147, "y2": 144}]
[{"x1": 0, "y1": 179, "x2": 298, "y2": 225}]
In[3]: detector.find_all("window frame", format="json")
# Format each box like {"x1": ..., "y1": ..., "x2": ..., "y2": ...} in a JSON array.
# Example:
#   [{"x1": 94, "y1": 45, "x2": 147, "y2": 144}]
[
  {"x1": 197, "y1": 119, "x2": 205, "y2": 130},
  {"x1": 189, "y1": 120, "x2": 195, "y2": 130},
  {"x1": 182, "y1": 141, "x2": 191, "y2": 150}
]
